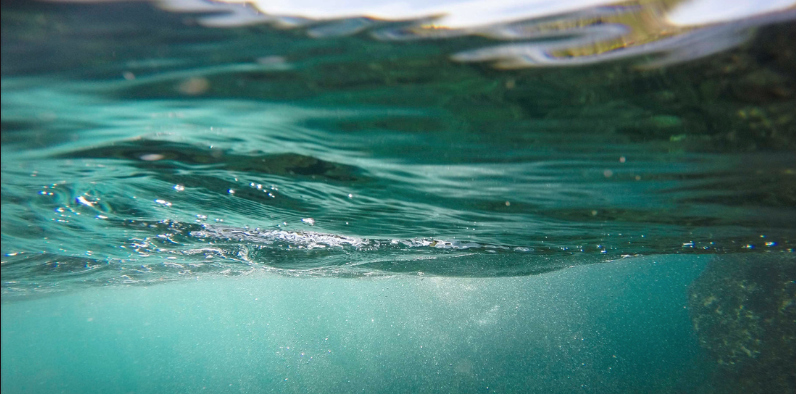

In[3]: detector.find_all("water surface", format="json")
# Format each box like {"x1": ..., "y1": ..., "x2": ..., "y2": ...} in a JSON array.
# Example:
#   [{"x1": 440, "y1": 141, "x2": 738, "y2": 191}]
[{"x1": 1, "y1": 0, "x2": 795, "y2": 392}]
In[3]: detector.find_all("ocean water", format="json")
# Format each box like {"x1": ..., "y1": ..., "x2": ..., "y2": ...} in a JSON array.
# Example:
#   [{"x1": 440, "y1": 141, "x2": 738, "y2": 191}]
[{"x1": 1, "y1": 0, "x2": 795, "y2": 393}]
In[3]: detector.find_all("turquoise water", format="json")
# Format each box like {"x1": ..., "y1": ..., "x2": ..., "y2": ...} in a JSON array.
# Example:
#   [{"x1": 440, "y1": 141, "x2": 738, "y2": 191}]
[
  {"x1": 3, "y1": 256, "x2": 710, "y2": 394},
  {"x1": 2, "y1": 0, "x2": 795, "y2": 392}
]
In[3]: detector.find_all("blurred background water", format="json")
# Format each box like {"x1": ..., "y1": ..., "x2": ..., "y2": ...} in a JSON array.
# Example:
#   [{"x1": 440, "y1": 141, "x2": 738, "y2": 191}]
[{"x1": 1, "y1": 0, "x2": 795, "y2": 392}]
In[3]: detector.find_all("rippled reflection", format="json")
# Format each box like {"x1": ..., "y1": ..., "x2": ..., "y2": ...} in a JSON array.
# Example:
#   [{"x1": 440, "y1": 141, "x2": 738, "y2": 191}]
[{"x1": 50, "y1": 0, "x2": 796, "y2": 68}]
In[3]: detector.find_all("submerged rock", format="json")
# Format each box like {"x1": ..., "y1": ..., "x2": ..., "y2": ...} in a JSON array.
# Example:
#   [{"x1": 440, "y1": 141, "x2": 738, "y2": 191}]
[{"x1": 688, "y1": 254, "x2": 796, "y2": 393}]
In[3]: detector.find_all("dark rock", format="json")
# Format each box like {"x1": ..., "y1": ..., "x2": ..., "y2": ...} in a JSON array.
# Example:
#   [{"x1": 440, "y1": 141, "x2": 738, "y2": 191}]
[{"x1": 689, "y1": 254, "x2": 796, "y2": 393}]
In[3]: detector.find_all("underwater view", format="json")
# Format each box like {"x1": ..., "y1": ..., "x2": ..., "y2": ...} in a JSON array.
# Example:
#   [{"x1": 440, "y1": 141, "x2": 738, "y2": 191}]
[{"x1": 2, "y1": 0, "x2": 795, "y2": 392}]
